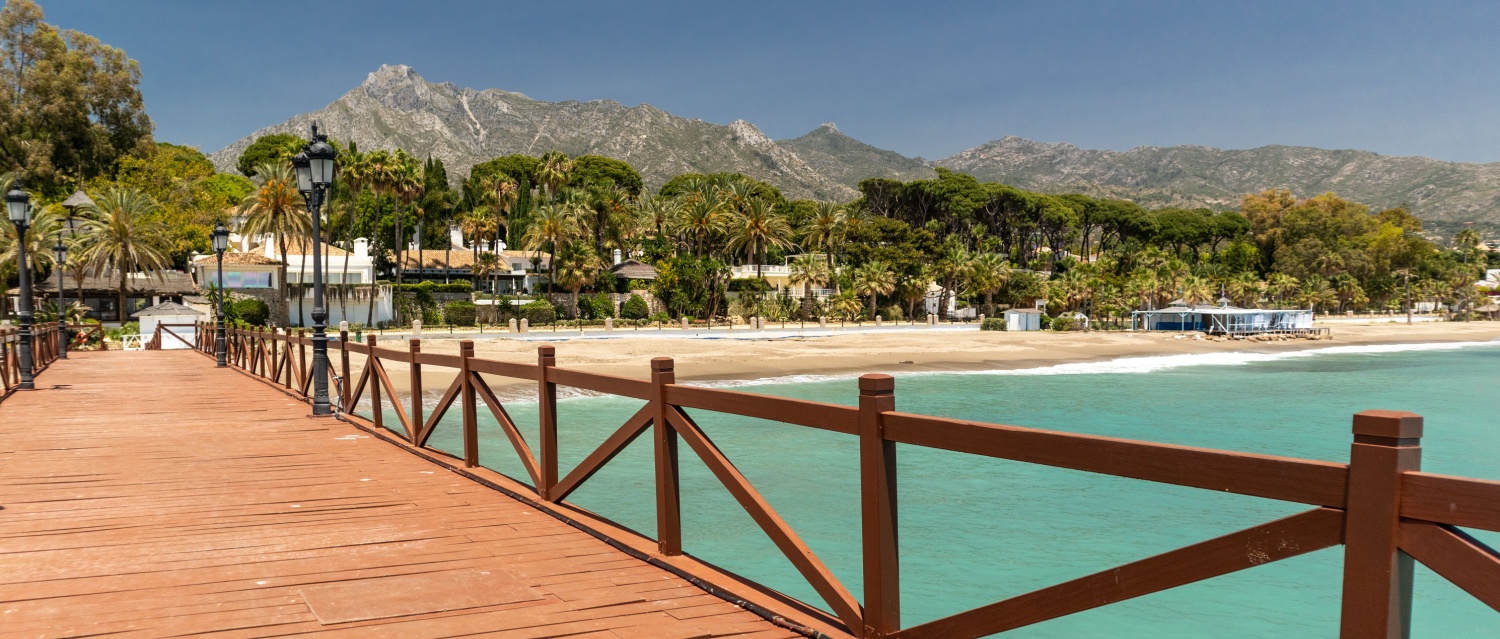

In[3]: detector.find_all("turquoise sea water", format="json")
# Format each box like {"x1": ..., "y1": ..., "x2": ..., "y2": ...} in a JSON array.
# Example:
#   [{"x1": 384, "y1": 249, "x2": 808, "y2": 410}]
[{"x1": 379, "y1": 342, "x2": 1500, "y2": 637}]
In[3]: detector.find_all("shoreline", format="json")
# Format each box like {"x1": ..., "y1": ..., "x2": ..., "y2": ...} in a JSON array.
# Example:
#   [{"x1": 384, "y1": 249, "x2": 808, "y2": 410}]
[{"x1": 358, "y1": 322, "x2": 1500, "y2": 398}]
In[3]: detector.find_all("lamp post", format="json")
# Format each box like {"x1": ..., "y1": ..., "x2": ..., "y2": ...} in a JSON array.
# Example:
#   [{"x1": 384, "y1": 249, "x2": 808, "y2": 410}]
[
  {"x1": 6, "y1": 178, "x2": 35, "y2": 390},
  {"x1": 53, "y1": 235, "x2": 66, "y2": 359},
  {"x1": 293, "y1": 124, "x2": 338, "y2": 416},
  {"x1": 212, "y1": 222, "x2": 229, "y2": 367}
]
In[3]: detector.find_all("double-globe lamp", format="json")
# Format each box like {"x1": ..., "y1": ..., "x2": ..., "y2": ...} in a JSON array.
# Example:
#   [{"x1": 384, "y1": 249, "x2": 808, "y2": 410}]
[
  {"x1": 5, "y1": 179, "x2": 35, "y2": 390},
  {"x1": 290, "y1": 124, "x2": 337, "y2": 416},
  {"x1": 212, "y1": 221, "x2": 229, "y2": 367}
]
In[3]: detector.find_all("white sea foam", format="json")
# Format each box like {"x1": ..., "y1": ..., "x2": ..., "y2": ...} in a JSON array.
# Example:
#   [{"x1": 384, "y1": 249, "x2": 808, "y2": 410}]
[
  {"x1": 364, "y1": 340, "x2": 1499, "y2": 406},
  {"x1": 682, "y1": 340, "x2": 1500, "y2": 388}
]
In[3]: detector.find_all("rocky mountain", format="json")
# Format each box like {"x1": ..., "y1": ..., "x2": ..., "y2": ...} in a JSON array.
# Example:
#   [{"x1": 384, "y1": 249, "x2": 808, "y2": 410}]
[
  {"x1": 209, "y1": 65, "x2": 858, "y2": 200},
  {"x1": 775, "y1": 122, "x2": 935, "y2": 186},
  {"x1": 941, "y1": 137, "x2": 1500, "y2": 223},
  {"x1": 212, "y1": 65, "x2": 1500, "y2": 224}
]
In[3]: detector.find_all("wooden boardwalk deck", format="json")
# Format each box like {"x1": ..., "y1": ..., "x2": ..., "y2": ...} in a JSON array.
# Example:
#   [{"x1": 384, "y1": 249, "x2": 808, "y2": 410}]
[{"x1": 0, "y1": 351, "x2": 805, "y2": 639}]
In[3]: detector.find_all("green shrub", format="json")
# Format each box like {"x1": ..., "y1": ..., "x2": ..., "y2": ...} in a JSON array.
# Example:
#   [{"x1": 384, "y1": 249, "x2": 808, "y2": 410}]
[
  {"x1": 580, "y1": 293, "x2": 615, "y2": 319},
  {"x1": 980, "y1": 317, "x2": 1007, "y2": 331},
  {"x1": 1050, "y1": 315, "x2": 1075, "y2": 331},
  {"x1": 394, "y1": 281, "x2": 472, "y2": 293},
  {"x1": 444, "y1": 300, "x2": 477, "y2": 327},
  {"x1": 232, "y1": 298, "x2": 270, "y2": 326},
  {"x1": 882, "y1": 305, "x2": 904, "y2": 321},
  {"x1": 621, "y1": 294, "x2": 650, "y2": 319},
  {"x1": 522, "y1": 299, "x2": 555, "y2": 325},
  {"x1": 1038, "y1": 314, "x2": 1053, "y2": 330},
  {"x1": 648, "y1": 311, "x2": 671, "y2": 323}
]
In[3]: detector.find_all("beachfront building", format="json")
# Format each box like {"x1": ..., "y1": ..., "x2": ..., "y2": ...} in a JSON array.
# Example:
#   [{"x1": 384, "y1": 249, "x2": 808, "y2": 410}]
[
  {"x1": 1131, "y1": 302, "x2": 1314, "y2": 335},
  {"x1": 131, "y1": 301, "x2": 203, "y2": 349},
  {"x1": 192, "y1": 234, "x2": 394, "y2": 327},
  {"x1": 1003, "y1": 307, "x2": 1043, "y2": 331},
  {"x1": 9, "y1": 270, "x2": 200, "y2": 325},
  {"x1": 392, "y1": 227, "x2": 550, "y2": 294}
]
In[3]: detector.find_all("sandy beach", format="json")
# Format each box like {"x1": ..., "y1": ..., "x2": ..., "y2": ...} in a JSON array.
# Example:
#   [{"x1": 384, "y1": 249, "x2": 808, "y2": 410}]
[{"x1": 357, "y1": 321, "x2": 1500, "y2": 395}]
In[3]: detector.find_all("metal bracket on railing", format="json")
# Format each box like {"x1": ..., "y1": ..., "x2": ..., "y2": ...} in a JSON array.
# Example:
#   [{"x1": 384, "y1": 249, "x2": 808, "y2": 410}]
[{"x1": 331, "y1": 373, "x2": 345, "y2": 417}]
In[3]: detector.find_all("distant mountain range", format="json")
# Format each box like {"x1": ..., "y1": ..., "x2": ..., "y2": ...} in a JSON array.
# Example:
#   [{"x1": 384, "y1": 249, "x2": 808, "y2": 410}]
[{"x1": 210, "y1": 65, "x2": 1500, "y2": 224}]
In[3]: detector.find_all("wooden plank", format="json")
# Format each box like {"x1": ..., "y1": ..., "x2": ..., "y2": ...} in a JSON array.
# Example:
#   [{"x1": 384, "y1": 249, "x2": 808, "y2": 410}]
[
  {"x1": 468, "y1": 357, "x2": 537, "y2": 380},
  {"x1": 665, "y1": 384, "x2": 858, "y2": 435},
  {"x1": 551, "y1": 405, "x2": 652, "y2": 502},
  {"x1": 1399, "y1": 519, "x2": 1500, "y2": 612},
  {"x1": 1401, "y1": 471, "x2": 1500, "y2": 533},
  {"x1": 549, "y1": 367, "x2": 652, "y2": 399},
  {"x1": 667, "y1": 406, "x2": 863, "y2": 633},
  {"x1": 472, "y1": 372, "x2": 542, "y2": 487},
  {"x1": 892, "y1": 508, "x2": 1346, "y2": 639},
  {"x1": 883, "y1": 411, "x2": 1349, "y2": 507}
]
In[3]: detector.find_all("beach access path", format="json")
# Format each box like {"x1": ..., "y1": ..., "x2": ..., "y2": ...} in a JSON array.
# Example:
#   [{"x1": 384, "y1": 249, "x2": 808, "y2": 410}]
[{"x1": 0, "y1": 350, "x2": 805, "y2": 638}]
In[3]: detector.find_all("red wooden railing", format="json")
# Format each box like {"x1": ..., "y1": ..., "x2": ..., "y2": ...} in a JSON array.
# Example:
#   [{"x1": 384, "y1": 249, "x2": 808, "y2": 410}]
[
  {"x1": 194, "y1": 323, "x2": 1500, "y2": 638},
  {"x1": 1, "y1": 323, "x2": 61, "y2": 402}
]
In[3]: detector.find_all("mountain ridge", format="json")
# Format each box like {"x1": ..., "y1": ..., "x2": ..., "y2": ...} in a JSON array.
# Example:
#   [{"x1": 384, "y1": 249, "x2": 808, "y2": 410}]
[{"x1": 210, "y1": 65, "x2": 1500, "y2": 223}]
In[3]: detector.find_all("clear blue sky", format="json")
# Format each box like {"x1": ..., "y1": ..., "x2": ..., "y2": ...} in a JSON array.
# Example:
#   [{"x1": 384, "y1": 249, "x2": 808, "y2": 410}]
[{"x1": 37, "y1": 0, "x2": 1500, "y2": 163}]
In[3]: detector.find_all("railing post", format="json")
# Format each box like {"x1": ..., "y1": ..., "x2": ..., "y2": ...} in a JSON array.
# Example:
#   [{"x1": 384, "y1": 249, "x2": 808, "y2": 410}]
[
  {"x1": 460, "y1": 339, "x2": 478, "y2": 468},
  {"x1": 860, "y1": 374, "x2": 899, "y2": 638},
  {"x1": 339, "y1": 328, "x2": 351, "y2": 411},
  {"x1": 1340, "y1": 410, "x2": 1422, "y2": 639},
  {"x1": 368, "y1": 334, "x2": 382, "y2": 432},
  {"x1": 409, "y1": 339, "x2": 423, "y2": 445},
  {"x1": 652, "y1": 357, "x2": 682, "y2": 556},
  {"x1": 537, "y1": 345, "x2": 558, "y2": 500},
  {"x1": 297, "y1": 329, "x2": 308, "y2": 395}
]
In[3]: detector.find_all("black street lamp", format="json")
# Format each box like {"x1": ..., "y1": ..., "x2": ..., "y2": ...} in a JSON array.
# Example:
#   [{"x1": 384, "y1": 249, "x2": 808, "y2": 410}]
[
  {"x1": 6, "y1": 178, "x2": 35, "y2": 390},
  {"x1": 212, "y1": 221, "x2": 229, "y2": 367},
  {"x1": 293, "y1": 123, "x2": 338, "y2": 416},
  {"x1": 52, "y1": 235, "x2": 66, "y2": 359}
]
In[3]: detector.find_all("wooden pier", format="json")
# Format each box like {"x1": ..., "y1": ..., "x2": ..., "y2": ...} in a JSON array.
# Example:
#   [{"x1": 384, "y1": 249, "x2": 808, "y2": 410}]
[
  {"x1": 0, "y1": 324, "x2": 1496, "y2": 638},
  {"x1": 0, "y1": 351, "x2": 810, "y2": 638}
]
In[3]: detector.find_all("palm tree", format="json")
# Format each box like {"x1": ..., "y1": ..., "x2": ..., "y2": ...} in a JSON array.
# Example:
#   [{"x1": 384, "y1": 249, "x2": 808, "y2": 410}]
[
  {"x1": 1179, "y1": 275, "x2": 1213, "y2": 306},
  {"x1": 830, "y1": 290, "x2": 863, "y2": 321},
  {"x1": 362, "y1": 149, "x2": 394, "y2": 326},
  {"x1": 788, "y1": 253, "x2": 830, "y2": 321},
  {"x1": 1227, "y1": 271, "x2": 1263, "y2": 308},
  {"x1": 672, "y1": 195, "x2": 728, "y2": 257},
  {"x1": 390, "y1": 153, "x2": 424, "y2": 320},
  {"x1": 334, "y1": 148, "x2": 369, "y2": 317},
  {"x1": 484, "y1": 174, "x2": 519, "y2": 247},
  {"x1": 799, "y1": 201, "x2": 846, "y2": 275},
  {"x1": 459, "y1": 208, "x2": 492, "y2": 263},
  {"x1": 470, "y1": 251, "x2": 500, "y2": 317},
  {"x1": 522, "y1": 202, "x2": 581, "y2": 301},
  {"x1": 553, "y1": 244, "x2": 602, "y2": 318},
  {"x1": 1299, "y1": 275, "x2": 1337, "y2": 313},
  {"x1": 966, "y1": 253, "x2": 1010, "y2": 316},
  {"x1": 933, "y1": 245, "x2": 970, "y2": 320},
  {"x1": 635, "y1": 196, "x2": 677, "y2": 241},
  {"x1": 898, "y1": 266, "x2": 932, "y2": 320},
  {"x1": 75, "y1": 188, "x2": 171, "y2": 321},
  {"x1": 0, "y1": 204, "x2": 61, "y2": 312},
  {"x1": 536, "y1": 151, "x2": 573, "y2": 201},
  {"x1": 1266, "y1": 273, "x2": 1299, "y2": 307},
  {"x1": 726, "y1": 199, "x2": 793, "y2": 278},
  {"x1": 237, "y1": 162, "x2": 309, "y2": 325},
  {"x1": 851, "y1": 260, "x2": 896, "y2": 319}
]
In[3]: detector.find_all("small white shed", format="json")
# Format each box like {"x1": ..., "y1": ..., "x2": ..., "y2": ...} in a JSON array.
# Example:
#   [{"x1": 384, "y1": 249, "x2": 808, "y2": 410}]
[
  {"x1": 132, "y1": 301, "x2": 203, "y2": 349},
  {"x1": 1003, "y1": 308, "x2": 1043, "y2": 331}
]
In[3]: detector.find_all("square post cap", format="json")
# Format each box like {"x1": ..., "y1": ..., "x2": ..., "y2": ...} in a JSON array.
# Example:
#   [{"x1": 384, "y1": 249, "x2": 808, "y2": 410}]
[{"x1": 1353, "y1": 410, "x2": 1423, "y2": 440}]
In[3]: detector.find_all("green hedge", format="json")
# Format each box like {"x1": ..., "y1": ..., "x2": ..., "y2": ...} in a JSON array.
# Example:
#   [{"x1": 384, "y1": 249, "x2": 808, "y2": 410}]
[
  {"x1": 394, "y1": 281, "x2": 473, "y2": 293},
  {"x1": 980, "y1": 317, "x2": 1006, "y2": 331},
  {"x1": 444, "y1": 300, "x2": 477, "y2": 327},
  {"x1": 522, "y1": 299, "x2": 555, "y2": 325}
]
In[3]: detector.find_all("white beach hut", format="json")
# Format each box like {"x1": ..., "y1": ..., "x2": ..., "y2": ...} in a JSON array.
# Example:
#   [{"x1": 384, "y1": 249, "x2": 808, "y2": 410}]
[
  {"x1": 132, "y1": 301, "x2": 203, "y2": 350},
  {"x1": 1003, "y1": 308, "x2": 1043, "y2": 331}
]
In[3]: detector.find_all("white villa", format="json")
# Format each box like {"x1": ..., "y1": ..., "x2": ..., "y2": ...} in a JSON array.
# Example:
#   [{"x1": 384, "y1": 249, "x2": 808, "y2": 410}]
[{"x1": 192, "y1": 231, "x2": 394, "y2": 328}]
